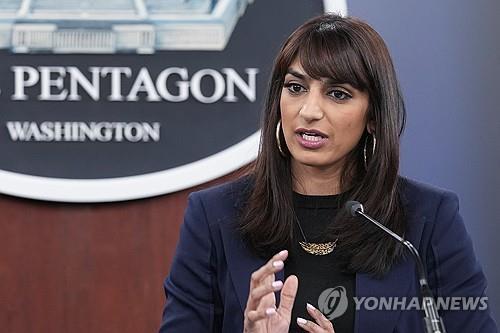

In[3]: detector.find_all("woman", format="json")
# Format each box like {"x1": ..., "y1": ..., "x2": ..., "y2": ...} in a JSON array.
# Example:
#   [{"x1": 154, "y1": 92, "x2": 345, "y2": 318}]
[{"x1": 158, "y1": 14, "x2": 497, "y2": 333}]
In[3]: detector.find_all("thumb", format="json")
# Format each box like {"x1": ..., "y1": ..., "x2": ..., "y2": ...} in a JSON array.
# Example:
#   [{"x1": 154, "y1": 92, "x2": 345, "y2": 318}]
[{"x1": 278, "y1": 275, "x2": 298, "y2": 319}]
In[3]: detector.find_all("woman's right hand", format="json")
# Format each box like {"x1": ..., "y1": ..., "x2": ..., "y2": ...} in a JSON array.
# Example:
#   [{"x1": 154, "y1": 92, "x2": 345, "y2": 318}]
[{"x1": 243, "y1": 250, "x2": 298, "y2": 333}]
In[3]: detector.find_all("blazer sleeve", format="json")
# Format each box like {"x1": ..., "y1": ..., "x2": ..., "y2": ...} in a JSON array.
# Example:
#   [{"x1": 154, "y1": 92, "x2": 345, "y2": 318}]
[
  {"x1": 158, "y1": 192, "x2": 221, "y2": 332},
  {"x1": 428, "y1": 191, "x2": 498, "y2": 332}
]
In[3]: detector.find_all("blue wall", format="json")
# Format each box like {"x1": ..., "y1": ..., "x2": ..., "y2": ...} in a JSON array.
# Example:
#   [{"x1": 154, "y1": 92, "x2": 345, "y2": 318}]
[{"x1": 349, "y1": 0, "x2": 500, "y2": 323}]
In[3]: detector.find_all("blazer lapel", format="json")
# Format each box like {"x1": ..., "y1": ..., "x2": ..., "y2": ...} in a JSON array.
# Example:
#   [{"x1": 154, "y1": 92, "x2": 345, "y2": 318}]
[
  {"x1": 218, "y1": 178, "x2": 286, "y2": 312},
  {"x1": 218, "y1": 216, "x2": 285, "y2": 313}
]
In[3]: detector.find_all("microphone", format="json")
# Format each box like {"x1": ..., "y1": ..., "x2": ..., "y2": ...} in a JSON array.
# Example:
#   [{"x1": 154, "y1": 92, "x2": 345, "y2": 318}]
[{"x1": 345, "y1": 201, "x2": 447, "y2": 333}]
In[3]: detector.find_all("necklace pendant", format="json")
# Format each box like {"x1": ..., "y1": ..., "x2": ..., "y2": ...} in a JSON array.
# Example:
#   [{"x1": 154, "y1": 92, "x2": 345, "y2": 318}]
[{"x1": 299, "y1": 239, "x2": 337, "y2": 256}]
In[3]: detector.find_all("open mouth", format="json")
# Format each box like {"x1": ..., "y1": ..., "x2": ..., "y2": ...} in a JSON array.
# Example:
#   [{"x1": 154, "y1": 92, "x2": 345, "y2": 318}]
[
  {"x1": 300, "y1": 132, "x2": 325, "y2": 142},
  {"x1": 296, "y1": 129, "x2": 328, "y2": 141}
]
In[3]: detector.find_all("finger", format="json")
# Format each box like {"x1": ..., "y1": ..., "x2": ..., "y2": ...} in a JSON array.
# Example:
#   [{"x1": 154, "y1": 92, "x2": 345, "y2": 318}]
[
  {"x1": 246, "y1": 250, "x2": 288, "y2": 311},
  {"x1": 307, "y1": 303, "x2": 335, "y2": 332},
  {"x1": 251, "y1": 280, "x2": 284, "y2": 302},
  {"x1": 277, "y1": 275, "x2": 298, "y2": 318},
  {"x1": 296, "y1": 317, "x2": 324, "y2": 333},
  {"x1": 249, "y1": 250, "x2": 288, "y2": 289},
  {"x1": 246, "y1": 280, "x2": 283, "y2": 311},
  {"x1": 246, "y1": 307, "x2": 277, "y2": 323}
]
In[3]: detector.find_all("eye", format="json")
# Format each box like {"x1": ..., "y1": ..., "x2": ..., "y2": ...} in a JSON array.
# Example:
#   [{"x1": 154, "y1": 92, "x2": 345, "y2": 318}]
[
  {"x1": 329, "y1": 89, "x2": 352, "y2": 101},
  {"x1": 284, "y1": 82, "x2": 306, "y2": 94}
]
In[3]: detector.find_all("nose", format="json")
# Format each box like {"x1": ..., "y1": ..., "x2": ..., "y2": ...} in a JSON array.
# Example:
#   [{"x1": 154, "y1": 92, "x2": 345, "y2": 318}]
[{"x1": 299, "y1": 90, "x2": 324, "y2": 122}]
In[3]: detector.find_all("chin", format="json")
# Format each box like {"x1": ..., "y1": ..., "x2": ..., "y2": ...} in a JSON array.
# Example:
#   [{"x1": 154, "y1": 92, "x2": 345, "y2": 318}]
[
  {"x1": 291, "y1": 154, "x2": 331, "y2": 168},
  {"x1": 290, "y1": 148, "x2": 345, "y2": 169}
]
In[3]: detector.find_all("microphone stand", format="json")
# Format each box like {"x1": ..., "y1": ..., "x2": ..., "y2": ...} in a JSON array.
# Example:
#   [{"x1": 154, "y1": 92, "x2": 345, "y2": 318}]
[{"x1": 347, "y1": 201, "x2": 447, "y2": 333}]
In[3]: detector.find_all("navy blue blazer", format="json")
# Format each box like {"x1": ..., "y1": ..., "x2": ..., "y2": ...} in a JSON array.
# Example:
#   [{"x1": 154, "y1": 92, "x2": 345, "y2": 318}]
[{"x1": 159, "y1": 176, "x2": 497, "y2": 332}]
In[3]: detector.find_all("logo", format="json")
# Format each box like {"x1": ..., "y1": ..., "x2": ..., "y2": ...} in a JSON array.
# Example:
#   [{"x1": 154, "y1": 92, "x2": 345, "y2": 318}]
[
  {"x1": 0, "y1": 0, "x2": 347, "y2": 202},
  {"x1": 0, "y1": 0, "x2": 254, "y2": 53},
  {"x1": 353, "y1": 296, "x2": 489, "y2": 312},
  {"x1": 318, "y1": 286, "x2": 349, "y2": 320},
  {"x1": 316, "y1": 285, "x2": 489, "y2": 317}
]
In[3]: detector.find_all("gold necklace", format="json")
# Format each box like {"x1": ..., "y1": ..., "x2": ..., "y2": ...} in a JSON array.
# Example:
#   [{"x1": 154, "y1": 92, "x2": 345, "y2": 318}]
[
  {"x1": 295, "y1": 218, "x2": 338, "y2": 256},
  {"x1": 299, "y1": 239, "x2": 338, "y2": 255}
]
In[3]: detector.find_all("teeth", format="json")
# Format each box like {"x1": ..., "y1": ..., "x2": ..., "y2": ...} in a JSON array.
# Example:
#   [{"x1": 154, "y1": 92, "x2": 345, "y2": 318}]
[{"x1": 301, "y1": 133, "x2": 322, "y2": 142}]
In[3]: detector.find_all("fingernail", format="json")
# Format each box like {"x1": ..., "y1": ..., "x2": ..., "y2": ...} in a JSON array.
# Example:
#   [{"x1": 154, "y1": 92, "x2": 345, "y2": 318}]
[
  {"x1": 297, "y1": 317, "x2": 307, "y2": 325},
  {"x1": 272, "y1": 260, "x2": 284, "y2": 269},
  {"x1": 265, "y1": 307, "x2": 276, "y2": 316},
  {"x1": 272, "y1": 280, "x2": 283, "y2": 290},
  {"x1": 306, "y1": 303, "x2": 316, "y2": 311},
  {"x1": 279, "y1": 249, "x2": 288, "y2": 256}
]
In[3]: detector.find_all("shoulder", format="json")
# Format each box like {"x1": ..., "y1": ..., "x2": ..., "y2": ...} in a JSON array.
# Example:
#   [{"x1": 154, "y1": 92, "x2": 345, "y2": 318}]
[
  {"x1": 186, "y1": 175, "x2": 253, "y2": 223},
  {"x1": 191, "y1": 174, "x2": 252, "y2": 204},
  {"x1": 192, "y1": 174, "x2": 252, "y2": 199},
  {"x1": 175, "y1": 175, "x2": 253, "y2": 256},
  {"x1": 398, "y1": 176, "x2": 462, "y2": 247},
  {"x1": 398, "y1": 176, "x2": 459, "y2": 216}
]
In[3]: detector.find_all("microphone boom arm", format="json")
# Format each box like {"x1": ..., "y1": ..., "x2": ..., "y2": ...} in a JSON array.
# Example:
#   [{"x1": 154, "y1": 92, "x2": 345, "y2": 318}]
[{"x1": 349, "y1": 202, "x2": 447, "y2": 333}]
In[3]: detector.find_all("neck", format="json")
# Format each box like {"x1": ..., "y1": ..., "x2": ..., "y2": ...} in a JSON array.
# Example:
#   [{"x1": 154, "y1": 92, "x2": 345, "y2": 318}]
[{"x1": 291, "y1": 161, "x2": 343, "y2": 195}]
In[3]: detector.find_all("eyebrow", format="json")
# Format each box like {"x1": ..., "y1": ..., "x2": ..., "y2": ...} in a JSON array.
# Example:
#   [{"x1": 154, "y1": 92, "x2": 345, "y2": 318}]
[
  {"x1": 285, "y1": 68, "x2": 345, "y2": 87},
  {"x1": 286, "y1": 68, "x2": 308, "y2": 80}
]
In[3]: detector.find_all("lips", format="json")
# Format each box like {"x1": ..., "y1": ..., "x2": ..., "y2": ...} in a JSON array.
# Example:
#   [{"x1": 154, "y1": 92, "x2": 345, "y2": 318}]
[
  {"x1": 294, "y1": 128, "x2": 328, "y2": 149},
  {"x1": 295, "y1": 128, "x2": 328, "y2": 138}
]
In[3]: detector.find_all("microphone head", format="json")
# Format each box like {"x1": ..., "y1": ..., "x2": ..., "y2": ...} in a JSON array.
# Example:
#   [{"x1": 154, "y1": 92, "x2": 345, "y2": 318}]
[{"x1": 345, "y1": 200, "x2": 364, "y2": 217}]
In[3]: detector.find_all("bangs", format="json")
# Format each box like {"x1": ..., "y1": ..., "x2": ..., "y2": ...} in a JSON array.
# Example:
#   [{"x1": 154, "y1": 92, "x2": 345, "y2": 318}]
[{"x1": 295, "y1": 28, "x2": 370, "y2": 91}]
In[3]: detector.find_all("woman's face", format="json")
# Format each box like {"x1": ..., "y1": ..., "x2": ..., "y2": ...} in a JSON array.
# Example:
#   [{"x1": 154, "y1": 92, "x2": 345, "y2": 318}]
[{"x1": 280, "y1": 59, "x2": 370, "y2": 174}]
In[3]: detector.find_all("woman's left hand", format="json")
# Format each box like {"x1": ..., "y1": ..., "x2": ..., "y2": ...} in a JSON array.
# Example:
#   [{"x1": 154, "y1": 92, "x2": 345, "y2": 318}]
[{"x1": 296, "y1": 303, "x2": 335, "y2": 333}]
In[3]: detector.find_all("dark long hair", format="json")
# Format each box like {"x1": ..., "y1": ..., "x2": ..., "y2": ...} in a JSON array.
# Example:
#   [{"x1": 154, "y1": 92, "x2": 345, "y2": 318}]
[{"x1": 239, "y1": 14, "x2": 407, "y2": 277}]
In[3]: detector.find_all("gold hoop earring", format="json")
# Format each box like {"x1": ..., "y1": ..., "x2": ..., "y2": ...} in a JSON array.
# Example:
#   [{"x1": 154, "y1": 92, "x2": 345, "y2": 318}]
[
  {"x1": 276, "y1": 120, "x2": 286, "y2": 157},
  {"x1": 363, "y1": 133, "x2": 376, "y2": 169}
]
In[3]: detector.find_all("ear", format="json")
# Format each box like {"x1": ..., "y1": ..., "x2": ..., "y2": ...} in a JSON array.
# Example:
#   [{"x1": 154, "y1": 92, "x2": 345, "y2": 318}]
[{"x1": 366, "y1": 121, "x2": 376, "y2": 134}]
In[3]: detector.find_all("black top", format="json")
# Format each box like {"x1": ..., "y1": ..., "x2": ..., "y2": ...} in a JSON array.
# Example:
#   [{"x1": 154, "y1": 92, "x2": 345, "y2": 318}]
[{"x1": 285, "y1": 192, "x2": 355, "y2": 333}]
